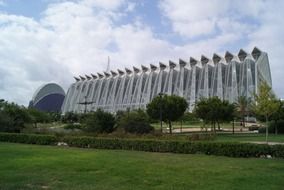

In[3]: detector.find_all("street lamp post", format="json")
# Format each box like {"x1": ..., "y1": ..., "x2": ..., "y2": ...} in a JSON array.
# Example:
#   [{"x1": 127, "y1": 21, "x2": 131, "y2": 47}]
[
  {"x1": 158, "y1": 92, "x2": 164, "y2": 133},
  {"x1": 78, "y1": 96, "x2": 94, "y2": 114}
]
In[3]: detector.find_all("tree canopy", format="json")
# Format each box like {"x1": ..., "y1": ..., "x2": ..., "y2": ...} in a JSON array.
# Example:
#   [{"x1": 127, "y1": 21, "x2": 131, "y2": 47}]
[
  {"x1": 0, "y1": 101, "x2": 32, "y2": 132},
  {"x1": 146, "y1": 95, "x2": 188, "y2": 134},
  {"x1": 194, "y1": 97, "x2": 235, "y2": 132},
  {"x1": 252, "y1": 83, "x2": 280, "y2": 141}
]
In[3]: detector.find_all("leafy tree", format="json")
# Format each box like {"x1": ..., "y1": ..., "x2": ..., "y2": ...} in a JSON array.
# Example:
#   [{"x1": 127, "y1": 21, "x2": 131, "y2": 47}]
[
  {"x1": 83, "y1": 109, "x2": 115, "y2": 133},
  {"x1": 194, "y1": 97, "x2": 235, "y2": 133},
  {"x1": 252, "y1": 82, "x2": 280, "y2": 142},
  {"x1": 146, "y1": 95, "x2": 188, "y2": 134},
  {"x1": 180, "y1": 112, "x2": 199, "y2": 124},
  {"x1": 61, "y1": 112, "x2": 80, "y2": 123},
  {"x1": 270, "y1": 100, "x2": 284, "y2": 134},
  {"x1": 0, "y1": 101, "x2": 31, "y2": 132},
  {"x1": 236, "y1": 96, "x2": 251, "y2": 128},
  {"x1": 0, "y1": 111, "x2": 13, "y2": 132},
  {"x1": 48, "y1": 112, "x2": 61, "y2": 122},
  {"x1": 27, "y1": 108, "x2": 51, "y2": 127},
  {"x1": 117, "y1": 109, "x2": 154, "y2": 134}
]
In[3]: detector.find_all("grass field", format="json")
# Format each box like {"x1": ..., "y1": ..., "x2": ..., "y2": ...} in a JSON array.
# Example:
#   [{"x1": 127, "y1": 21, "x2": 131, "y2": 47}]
[{"x1": 1, "y1": 143, "x2": 284, "y2": 190}]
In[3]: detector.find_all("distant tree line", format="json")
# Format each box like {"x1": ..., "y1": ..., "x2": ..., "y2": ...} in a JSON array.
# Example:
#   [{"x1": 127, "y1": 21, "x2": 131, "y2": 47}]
[{"x1": 1, "y1": 82, "x2": 283, "y2": 138}]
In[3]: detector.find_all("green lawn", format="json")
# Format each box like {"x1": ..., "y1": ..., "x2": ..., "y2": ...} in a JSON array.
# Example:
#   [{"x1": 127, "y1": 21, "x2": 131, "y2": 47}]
[{"x1": 1, "y1": 143, "x2": 284, "y2": 190}]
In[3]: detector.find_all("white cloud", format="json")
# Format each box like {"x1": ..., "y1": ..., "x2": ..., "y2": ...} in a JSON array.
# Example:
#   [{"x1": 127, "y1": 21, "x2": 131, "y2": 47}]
[
  {"x1": 1, "y1": 0, "x2": 284, "y2": 106},
  {"x1": 159, "y1": 0, "x2": 284, "y2": 98},
  {"x1": 159, "y1": 0, "x2": 231, "y2": 38}
]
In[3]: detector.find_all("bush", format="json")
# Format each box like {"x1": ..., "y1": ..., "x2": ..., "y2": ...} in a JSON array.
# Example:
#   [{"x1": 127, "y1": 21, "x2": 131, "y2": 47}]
[
  {"x1": 0, "y1": 112, "x2": 13, "y2": 132},
  {"x1": 83, "y1": 109, "x2": 115, "y2": 133},
  {"x1": 62, "y1": 136, "x2": 284, "y2": 158},
  {"x1": 258, "y1": 120, "x2": 284, "y2": 134},
  {"x1": 0, "y1": 133, "x2": 284, "y2": 158},
  {"x1": 61, "y1": 112, "x2": 80, "y2": 123},
  {"x1": 0, "y1": 102, "x2": 32, "y2": 132},
  {"x1": 64, "y1": 123, "x2": 83, "y2": 130},
  {"x1": 0, "y1": 133, "x2": 57, "y2": 145},
  {"x1": 117, "y1": 110, "x2": 154, "y2": 134}
]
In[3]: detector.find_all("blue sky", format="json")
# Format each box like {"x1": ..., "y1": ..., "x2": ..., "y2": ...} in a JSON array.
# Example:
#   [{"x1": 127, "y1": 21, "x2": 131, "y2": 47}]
[{"x1": 0, "y1": 0, "x2": 284, "y2": 105}]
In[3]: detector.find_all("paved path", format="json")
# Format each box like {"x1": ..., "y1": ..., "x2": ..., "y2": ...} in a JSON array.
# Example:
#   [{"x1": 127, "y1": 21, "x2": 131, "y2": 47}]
[{"x1": 246, "y1": 141, "x2": 284, "y2": 145}]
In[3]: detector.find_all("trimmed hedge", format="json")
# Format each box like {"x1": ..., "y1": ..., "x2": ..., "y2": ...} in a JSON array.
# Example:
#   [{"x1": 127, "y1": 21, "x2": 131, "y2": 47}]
[
  {"x1": 0, "y1": 132, "x2": 57, "y2": 145},
  {"x1": 62, "y1": 136, "x2": 284, "y2": 158},
  {"x1": 0, "y1": 133, "x2": 284, "y2": 158}
]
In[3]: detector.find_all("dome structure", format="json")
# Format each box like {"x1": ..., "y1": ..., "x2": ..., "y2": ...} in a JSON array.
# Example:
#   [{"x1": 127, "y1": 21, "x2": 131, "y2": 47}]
[{"x1": 29, "y1": 83, "x2": 65, "y2": 112}]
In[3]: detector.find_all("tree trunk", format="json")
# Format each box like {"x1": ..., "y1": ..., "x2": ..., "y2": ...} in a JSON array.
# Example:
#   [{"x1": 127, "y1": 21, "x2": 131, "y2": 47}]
[
  {"x1": 265, "y1": 115, "x2": 268, "y2": 143},
  {"x1": 169, "y1": 120, "x2": 172, "y2": 134},
  {"x1": 232, "y1": 119, "x2": 235, "y2": 134},
  {"x1": 275, "y1": 120, "x2": 278, "y2": 135},
  {"x1": 242, "y1": 115, "x2": 245, "y2": 128},
  {"x1": 217, "y1": 121, "x2": 220, "y2": 131},
  {"x1": 180, "y1": 120, "x2": 183, "y2": 133}
]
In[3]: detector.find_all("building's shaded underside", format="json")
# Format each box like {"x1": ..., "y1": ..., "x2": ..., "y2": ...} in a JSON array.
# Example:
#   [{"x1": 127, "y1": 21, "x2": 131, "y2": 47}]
[
  {"x1": 30, "y1": 83, "x2": 66, "y2": 112},
  {"x1": 61, "y1": 47, "x2": 272, "y2": 114}
]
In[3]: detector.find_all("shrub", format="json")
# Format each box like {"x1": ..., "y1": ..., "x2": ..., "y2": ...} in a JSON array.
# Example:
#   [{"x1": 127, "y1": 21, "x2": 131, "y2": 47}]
[
  {"x1": 0, "y1": 133, "x2": 284, "y2": 158},
  {"x1": 258, "y1": 120, "x2": 284, "y2": 134},
  {"x1": 0, "y1": 112, "x2": 13, "y2": 132},
  {"x1": 117, "y1": 110, "x2": 154, "y2": 134},
  {"x1": 0, "y1": 132, "x2": 57, "y2": 145},
  {"x1": 83, "y1": 109, "x2": 115, "y2": 133},
  {"x1": 0, "y1": 102, "x2": 32, "y2": 132},
  {"x1": 61, "y1": 112, "x2": 80, "y2": 123},
  {"x1": 64, "y1": 123, "x2": 83, "y2": 130},
  {"x1": 62, "y1": 136, "x2": 284, "y2": 158}
]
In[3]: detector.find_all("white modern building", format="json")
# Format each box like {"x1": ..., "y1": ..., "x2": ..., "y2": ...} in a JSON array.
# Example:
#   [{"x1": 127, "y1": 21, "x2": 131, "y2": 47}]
[{"x1": 61, "y1": 47, "x2": 272, "y2": 114}]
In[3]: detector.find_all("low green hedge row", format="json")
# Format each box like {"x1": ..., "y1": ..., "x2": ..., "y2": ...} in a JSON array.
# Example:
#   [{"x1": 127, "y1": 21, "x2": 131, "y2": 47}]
[
  {"x1": 0, "y1": 133, "x2": 57, "y2": 145},
  {"x1": 62, "y1": 136, "x2": 284, "y2": 158},
  {"x1": 0, "y1": 132, "x2": 284, "y2": 158}
]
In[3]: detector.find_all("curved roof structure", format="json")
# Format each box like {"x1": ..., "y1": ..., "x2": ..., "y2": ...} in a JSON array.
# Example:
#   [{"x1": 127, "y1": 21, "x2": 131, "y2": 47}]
[{"x1": 30, "y1": 83, "x2": 65, "y2": 112}]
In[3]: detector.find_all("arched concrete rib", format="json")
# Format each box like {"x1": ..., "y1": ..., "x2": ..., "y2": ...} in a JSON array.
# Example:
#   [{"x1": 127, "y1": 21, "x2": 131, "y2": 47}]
[
  {"x1": 85, "y1": 74, "x2": 92, "y2": 80},
  {"x1": 238, "y1": 49, "x2": 248, "y2": 61},
  {"x1": 213, "y1": 53, "x2": 221, "y2": 64},
  {"x1": 190, "y1": 57, "x2": 198, "y2": 66},
  {"x1": 104, "y1": 72, "x2": 111, "y2": 78},
  {"x1": 159, "y1": 62, "x2": 167, "y2": 70},
  {"x1": 97, "y1": 73, "x2": 104, "y2": 78},
  {"x1": 91, "y1": 73, "x2": 97, "y2": 79},
  {"x1": 225, "y1": 51, "x2": 234, "y2": 63},
  {"x1": 201, "y1": 55, "x2": 209, "y2": 65},
  {"x1": 125, "y1": 67, "x2": 132, "y2": 74},
  {"x1": 133, "y1": 66, "x2": 140, "y2": 73},
  {"x1": 74, "y1": 76, "x2": 80, "y2": 82},
  {"x1": 117, "y1": 69, "x2": 125, "y2": 75},
  {"x1": 179, "y1": 59, "x2": 187, "y2": 67},
  {"x1": 110, "y1": 70, "x2": 118, "y2": 77},
  {"x1": 150, "y1": 64, "x2": 157, "y2": 71},
  {"x1": 252, "y1": 47, "x2": 262, "y2": 61},
  {"x1": 169, "y1": 60, "x2": 176, "y2": 69},
  {"x1": 79, "y1": 75, "x2": 86, "y2": 80},
  {"x1": 141, "y1": 65, "x2": 149, "y2": 72}
]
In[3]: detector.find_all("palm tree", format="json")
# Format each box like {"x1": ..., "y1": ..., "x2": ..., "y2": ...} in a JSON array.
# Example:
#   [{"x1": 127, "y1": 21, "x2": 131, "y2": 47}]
[{"x1": 236, "y1": 96, "x2": 250, "y2": 128}]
